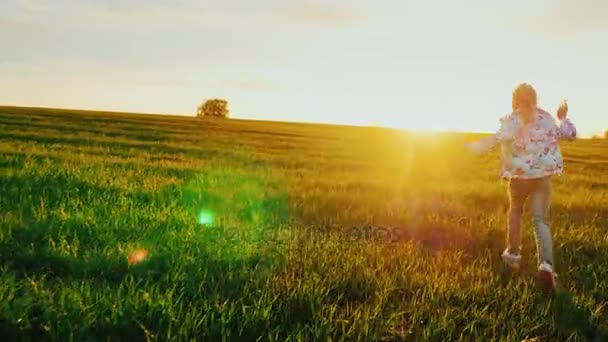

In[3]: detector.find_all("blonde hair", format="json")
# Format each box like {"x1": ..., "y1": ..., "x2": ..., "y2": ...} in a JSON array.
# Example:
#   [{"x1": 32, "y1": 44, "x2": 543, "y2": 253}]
[{"x1": 512, "y1": 83, "x2": 537, "y2": 123}]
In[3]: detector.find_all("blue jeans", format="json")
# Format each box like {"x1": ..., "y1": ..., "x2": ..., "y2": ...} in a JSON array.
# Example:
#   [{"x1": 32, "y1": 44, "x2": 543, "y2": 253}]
[{"x1": 507, "y1": 176, "x2": 553, "y2": 266}]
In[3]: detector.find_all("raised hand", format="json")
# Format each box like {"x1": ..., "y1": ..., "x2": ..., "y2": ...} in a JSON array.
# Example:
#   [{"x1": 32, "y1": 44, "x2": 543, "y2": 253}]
[{"x1": 557, "y1": 100, "x2": 568, "y2": 120}]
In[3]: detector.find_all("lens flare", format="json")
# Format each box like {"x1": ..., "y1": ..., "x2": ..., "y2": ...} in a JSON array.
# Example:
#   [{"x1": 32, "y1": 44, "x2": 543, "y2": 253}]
[
  {"x1": 198, "y1": 210, "x2": 214, "y2": 225},
  {"x1": 127, "y1": 248, "x2": 149, "y2": 265}
]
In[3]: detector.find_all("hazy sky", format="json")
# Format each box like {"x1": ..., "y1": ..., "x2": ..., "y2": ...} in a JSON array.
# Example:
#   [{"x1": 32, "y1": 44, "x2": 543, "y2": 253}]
[{"x1": 2, "y1": 0, "x2": 607, "y2": 135}]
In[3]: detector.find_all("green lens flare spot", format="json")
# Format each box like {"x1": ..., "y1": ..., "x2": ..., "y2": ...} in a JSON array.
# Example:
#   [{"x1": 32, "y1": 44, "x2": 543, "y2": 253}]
[{"x1": 198, "y1": 210, "x2": 214, "y2": 225}]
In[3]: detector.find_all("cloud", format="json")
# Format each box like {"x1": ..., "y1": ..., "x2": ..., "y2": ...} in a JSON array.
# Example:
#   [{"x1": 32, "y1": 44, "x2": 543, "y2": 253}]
[
  {"x1": 280, "y1": 2, "x2": 365, "y2": 26},
  {"x1": 1, "y1": 0, "x2": 369, "y2": 66},
  {"x1": 216, "y1": 79, "x2": 285, "y2": 92},
  {"x1": 0, "y1": 61, "x2": 199, "y2": 89},
  {"x1": 96, "y1": 0, "x2": 367, "y2": 31},
  {"x1": 11, "y1": 0, "x2": 49, "y2": 13},
  {"x1": 503, "y1": 0, "x2": 608, "y2": 37}
]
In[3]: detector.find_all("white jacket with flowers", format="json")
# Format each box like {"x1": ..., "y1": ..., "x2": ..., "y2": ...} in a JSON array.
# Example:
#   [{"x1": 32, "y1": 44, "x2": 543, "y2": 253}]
[{"x1": 470, "y1": 108, "x2": 577, "y2": 179}]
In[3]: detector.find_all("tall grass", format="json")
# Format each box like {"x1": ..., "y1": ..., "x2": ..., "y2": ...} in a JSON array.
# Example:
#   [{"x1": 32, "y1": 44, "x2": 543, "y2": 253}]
[{"x1": 1, "y1": 106, "x2": 607, "y2": 341}]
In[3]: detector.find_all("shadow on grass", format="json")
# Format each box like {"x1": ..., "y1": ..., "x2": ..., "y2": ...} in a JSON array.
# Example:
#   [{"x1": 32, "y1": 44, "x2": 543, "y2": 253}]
[
  {"x1": 0, "y1": 219, "x2": 294, "y2": 341},
  {"x1": 0, "y1": 215, "x2": 129, "y2": 284},
  {"x1": 551, "y1": 289, "x2": 608, "y2": 341},
  {"x1": 0, "y1": 152, "x2": 62, "y2": 169},
  {"x1": 0, "y1": 245, "x2": 286, "y2": 341},
  {"x1": 0, "y1": 131, "x2": 227, "y2": 160},
  {"x1": 1, "y1": 131, "x2": 272, "y2": 172},
  {"x1": 0, "y1": 119, "x2": 168, "y2": 143},
  {"x1": 493, "y1": 238, "x2": 608, "y2": 340},
  {"x1": 0, "y1": 161, "x2": 296, "y2": 340},
  {"x1": 521, "y1": 288, "x2": 608, "y2": 341}
]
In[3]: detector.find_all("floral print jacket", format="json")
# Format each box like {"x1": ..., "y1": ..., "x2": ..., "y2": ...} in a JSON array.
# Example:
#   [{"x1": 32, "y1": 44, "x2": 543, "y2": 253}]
[{"x1": 469, "y1": 108, "x2": 577, "y2": 179}]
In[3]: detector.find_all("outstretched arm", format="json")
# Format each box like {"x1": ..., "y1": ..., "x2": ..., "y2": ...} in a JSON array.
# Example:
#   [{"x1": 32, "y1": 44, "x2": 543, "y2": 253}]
[
  {"x1": 466, "y1": 115, "x2": 515, "y2": 154},
  {"x1": 466, "y1": 135, "x2": 498, "y2": 154}
]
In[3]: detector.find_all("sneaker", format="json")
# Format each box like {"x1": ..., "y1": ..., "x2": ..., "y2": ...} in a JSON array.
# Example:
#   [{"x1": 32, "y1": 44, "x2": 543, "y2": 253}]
[
  {"x1": 501, "y1": 249, "x2": 521, "y2": 271},
  {"x1": 537, "y1": 262, "x2": 557, "y2": 292}
]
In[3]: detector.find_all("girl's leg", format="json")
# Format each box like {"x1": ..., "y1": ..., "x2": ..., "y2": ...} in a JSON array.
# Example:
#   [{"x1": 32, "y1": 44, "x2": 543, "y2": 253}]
[
  {"x1": 507, "y1": 179, "x2": 529, "y2": 255},
  {"x1": 530, "y1": 176, "x2": 554, "y2": 267}
]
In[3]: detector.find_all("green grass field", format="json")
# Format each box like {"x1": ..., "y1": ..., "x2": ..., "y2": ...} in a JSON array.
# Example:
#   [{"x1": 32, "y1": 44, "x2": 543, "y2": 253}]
[{"x1": 1, "y1": 106, "x2": 607, "y2": 341}]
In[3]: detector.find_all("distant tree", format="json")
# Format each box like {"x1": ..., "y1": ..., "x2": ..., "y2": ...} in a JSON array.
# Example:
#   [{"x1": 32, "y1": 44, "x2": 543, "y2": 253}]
[
  {"x1": 197, "y1": 99, "x2": 229, "y2": 118},
  {"x1": 605, "y1": 130, "x2": 608, "y2": 139}
]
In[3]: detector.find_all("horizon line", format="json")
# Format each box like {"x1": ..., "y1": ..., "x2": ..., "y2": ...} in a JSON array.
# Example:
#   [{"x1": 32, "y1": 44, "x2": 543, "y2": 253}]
[{"x1": 0, "y1": 103, "x2": 601, "y2": 139}]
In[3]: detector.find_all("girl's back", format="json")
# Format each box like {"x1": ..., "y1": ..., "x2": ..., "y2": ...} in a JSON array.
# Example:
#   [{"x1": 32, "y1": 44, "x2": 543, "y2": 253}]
[{"x1": 497, "y1": 108, "x2": 574, "y2": 179}]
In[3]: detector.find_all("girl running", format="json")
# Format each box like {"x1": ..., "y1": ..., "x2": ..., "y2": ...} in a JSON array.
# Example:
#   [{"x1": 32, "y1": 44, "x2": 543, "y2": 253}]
[{"x1": 466, "y1": 83, "x2": 576, "y2": 292}]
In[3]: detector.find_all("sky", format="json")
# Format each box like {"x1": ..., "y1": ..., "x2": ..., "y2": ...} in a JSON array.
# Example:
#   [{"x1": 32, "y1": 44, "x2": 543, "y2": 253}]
[{"x1": 1, "y1": 0, "x2": 607, "y2": 136}]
